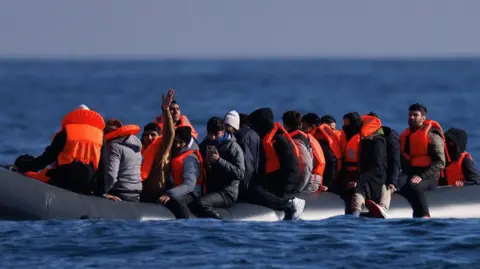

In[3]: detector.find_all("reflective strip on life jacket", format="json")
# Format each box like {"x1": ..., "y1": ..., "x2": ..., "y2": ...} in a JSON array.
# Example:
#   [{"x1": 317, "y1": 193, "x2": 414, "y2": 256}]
[
  {"x1": 263, "y1": 123, "x2": 300, "y2": 174},
  {"x1": 445, "y1": 152, "x2": 471, "y2": 185},
  {"x1": 399, "y1": 119, "x2": 450, "y2": 168},
  {"x1": 105, "y1": 125, "x2": 140, "y2": 142},
  {"x1": 155, "y1": 114, "x2": 199, "y2": 140}
]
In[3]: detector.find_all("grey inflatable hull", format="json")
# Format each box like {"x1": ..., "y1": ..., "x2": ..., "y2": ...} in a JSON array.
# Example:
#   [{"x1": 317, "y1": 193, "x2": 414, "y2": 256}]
[{"x1": 1, "y1": 169, "x2": 479, "y2": 221}]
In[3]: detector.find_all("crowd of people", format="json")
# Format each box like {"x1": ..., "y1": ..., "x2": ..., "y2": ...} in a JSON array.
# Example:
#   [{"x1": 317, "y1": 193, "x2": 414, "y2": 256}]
[{"x1": 12, "y1": 88, "x2": 480, "y2": 220}]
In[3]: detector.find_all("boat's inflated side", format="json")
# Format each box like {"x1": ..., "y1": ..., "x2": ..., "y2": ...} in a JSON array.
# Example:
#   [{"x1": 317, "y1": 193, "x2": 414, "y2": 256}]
[
  {"x1": 0, "y1": 169, "x2": 175, "y2": 221},
  {"x1": 2, "y1": 168, "x2": 480, "y2": 221}
]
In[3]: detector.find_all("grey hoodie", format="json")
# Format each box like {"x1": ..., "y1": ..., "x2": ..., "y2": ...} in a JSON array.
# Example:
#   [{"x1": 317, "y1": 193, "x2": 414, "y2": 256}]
[
  {"x1": 106, "y1": 135, "x2": 143, "y2": 196},
  {"x1": 166, "y1": 138, "x2": 202, "y2": 198}
]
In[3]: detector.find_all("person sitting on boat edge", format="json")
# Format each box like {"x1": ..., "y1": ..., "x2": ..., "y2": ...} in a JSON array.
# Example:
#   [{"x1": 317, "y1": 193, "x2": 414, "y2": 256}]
[
  {"x1": 348, "y1": 115, "x2": 389, "y2": 217},
  {"x1": 399, "y1": 103, "x2": 447, "y2": 218},
  {"x1": 194, "y1": 117, "x2": 245, "y2": 219},
  {"x1": 233, "y1": 113, "x2": 260, "y2": 201},
  {"x1": 157, "y1": 126, "x2": 203, "y2": 219},
  {"x1": 247, "y1": 107, "x2": 305, "y2": 220},
  {"x1": 363, "y1": 112, "x2": 401, "y2": 218},
  {"x1": 441, "y1": 127, "x2": 480, "y2": 186},
  {"x1": 102, "y1": 118, "x2": 143, "y2": 202},
  {"x1": 140, "y1": 89, "x2": 176, "y2": 203},
  {"x1": 283, "y1": 111, "x2": 325, "y2": 193},
  {"x1": 15, "y1": 105, "x2": 108, "y2": 195},
  {"x1": 301, "y1": 113, "x2": 342, "y2": 190},
  {"x1": 154, "y1": 97, "x2": 199, "y2": 140}
]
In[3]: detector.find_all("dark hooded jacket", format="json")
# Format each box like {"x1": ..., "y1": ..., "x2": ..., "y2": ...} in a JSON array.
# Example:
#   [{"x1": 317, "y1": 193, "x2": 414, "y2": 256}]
[
  {"x1": 248, "y1": 108, "x2": 299, "y2": 194},
  {"x1": 234, "y1": 126, "x2": 260, "y2": 197},
  {"x1": 355, "y1": 131, "x2": 388, "y2": 201},
  {"x1": 15, "y1": 129, "x2": 108, "y2": 195},
  {"x1": 443, "y1": 128, "x2": 480, "y2": 185},
  {"x1": 199, "y1": 133, "x2": 245, "y2": 201}
]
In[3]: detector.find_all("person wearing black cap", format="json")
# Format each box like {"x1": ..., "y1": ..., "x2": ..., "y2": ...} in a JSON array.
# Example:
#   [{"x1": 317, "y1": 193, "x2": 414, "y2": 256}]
[
  {"x1": 320, "y1": 115, "x2": 337, "y2": 131},
  {"x1": 234, "y1": 113, "x2": 260, "y2": 200},
  {"x1": 399, "y1": 103, "x2": 446, "y2": 218},
  {"x1": 157, "y1": 126, "x2": 202, "y2": 218},
  {"x1": 247, "y1": 107, "x2": 305, "y2": 220}
]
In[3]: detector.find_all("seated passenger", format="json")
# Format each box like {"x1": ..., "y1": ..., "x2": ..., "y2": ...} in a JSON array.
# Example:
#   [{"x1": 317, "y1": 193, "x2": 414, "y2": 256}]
[
  {"x1": 195, "y1": 117, "x2": 245, "y2": 219},
  {"x1": 102, "y1": 118, "x2": 143, "y2": 202},
  {"x1": 442, "y1": 128, "x2": 480, "y2": 186},
  {"x1": 302, "y1": 113, "x2": 342, "y2": 190},
  {"x1": 157, "y1": 126, "x2": 203, "y2": 218},
  {"x1": 283, "y1": 111, "x2": 325, "y2": 193},
  {"x1": 399, "y1": 103, "x2": 447, "y2": 218},
  {"x1": 140, "y1": 89, "x2": 176, "y2": 203},
  {"x1": 15, "y1": 105, "x2": 108, "y2": 195},
  {"x1": 364, "y1": 112, "x2": 401, "y2": 218},
  {"x1": 234, "y1": 113, "x2": 260, "y2": 201},
  {"x1": 348, "y1": 115, "x2": 388, "y2": 217},
  {"x1": 154, "y1": 98, "x2": 198, "y2": 140},
  {"x1": 223, "y1": 110, "x2": 240, "y2": 136},
  {"x1": 247, "y1": 108, "x2": 304, "y2": 220}
]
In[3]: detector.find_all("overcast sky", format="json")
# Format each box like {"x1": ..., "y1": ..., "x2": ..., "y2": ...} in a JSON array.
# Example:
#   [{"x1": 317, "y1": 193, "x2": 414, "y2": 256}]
[{"x1": 0, "y1": 0, "x2": 479, "y2": 58}]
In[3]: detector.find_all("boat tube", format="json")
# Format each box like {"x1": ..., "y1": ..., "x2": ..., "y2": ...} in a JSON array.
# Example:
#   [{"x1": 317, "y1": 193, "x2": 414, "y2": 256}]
[{"x1": 1, "y1": 168, "x2": 479, "y2": 221}]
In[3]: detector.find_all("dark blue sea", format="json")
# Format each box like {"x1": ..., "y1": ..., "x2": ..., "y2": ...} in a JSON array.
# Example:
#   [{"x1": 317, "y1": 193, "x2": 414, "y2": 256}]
[{"x1": 1, "y1": 58, "x2": 479, "y2": 268}]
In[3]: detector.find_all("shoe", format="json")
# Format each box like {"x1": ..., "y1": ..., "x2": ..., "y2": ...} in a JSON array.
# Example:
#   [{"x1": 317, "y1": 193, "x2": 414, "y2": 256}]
[
  {"x1": 283, "y1": 198, "x2": 305, "y2": 220},
  {"x1": 365, "y1": 200, "x2": 387, "y2": 218}
]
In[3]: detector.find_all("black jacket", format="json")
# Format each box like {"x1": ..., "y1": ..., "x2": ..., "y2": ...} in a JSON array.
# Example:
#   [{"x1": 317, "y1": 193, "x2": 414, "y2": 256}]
[
  {"x1": 355, "y1": 134, "x2": 388, "y2": 201},
  {"x1": 199, "y1": 134, "x2": 245, "y2": 201},
  {"x1": 443, "y1": 128, "x2": 480, "y2": 185},
  {"x1": 234, "y1": 126, "x2": 260, "y2": 196},
  {"x1": 15, "y1": 129, "x2": 108, "y2": 195},
  {"x1": 381, "y1": 126, "x2": 401, "y2": 187},
  {"x1": 249, "y1": 108, "x2": 299, "y2": 195},
  {"x1": 318, "y1": 140, "x2": 337, "y2": 188}
]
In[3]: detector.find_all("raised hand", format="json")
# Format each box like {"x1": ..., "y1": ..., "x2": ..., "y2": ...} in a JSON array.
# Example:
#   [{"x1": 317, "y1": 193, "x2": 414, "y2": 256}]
[{"x1": 162, "y1": 88, "x2": 175, "y2": 111}]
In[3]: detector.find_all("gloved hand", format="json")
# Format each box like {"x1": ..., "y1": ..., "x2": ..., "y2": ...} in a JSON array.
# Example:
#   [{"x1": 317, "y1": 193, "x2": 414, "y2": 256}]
[{"x1": 14, "y1": 154, "x2": 35, "y2": 173}]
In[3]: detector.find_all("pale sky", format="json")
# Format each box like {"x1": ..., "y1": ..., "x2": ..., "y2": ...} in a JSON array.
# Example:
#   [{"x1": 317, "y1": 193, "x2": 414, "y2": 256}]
[{"x1": 1, "y1": 0, "x2": 479, "y2": 58}]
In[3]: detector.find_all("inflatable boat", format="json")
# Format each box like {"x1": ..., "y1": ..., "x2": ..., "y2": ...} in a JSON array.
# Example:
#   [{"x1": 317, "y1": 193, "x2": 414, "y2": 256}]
[{"x1": 0, "y1": 168, "x2": 479, "y2": 221}]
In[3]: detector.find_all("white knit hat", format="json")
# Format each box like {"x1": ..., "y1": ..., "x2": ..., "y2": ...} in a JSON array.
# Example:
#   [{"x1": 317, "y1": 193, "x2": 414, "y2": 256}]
[
  {"x1": 77, "y1": 104, "x2": 90, "y2": 110},
  {"x1": 224, "y1": 110, "x2": 240, "y2": 131}
]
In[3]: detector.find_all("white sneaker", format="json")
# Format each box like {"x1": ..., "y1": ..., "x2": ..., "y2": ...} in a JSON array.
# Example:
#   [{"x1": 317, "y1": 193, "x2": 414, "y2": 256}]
[{"x1": 289, "y1": 198, "x2": 305, "y2": 220}]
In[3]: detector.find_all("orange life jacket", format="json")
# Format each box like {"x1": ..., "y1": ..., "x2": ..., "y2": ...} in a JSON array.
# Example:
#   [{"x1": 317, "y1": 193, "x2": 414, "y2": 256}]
[
  {"x1": 445, "y1": 152, "x2": 471, "y2": 185},
  {"x1": 263, "y1": 123, "x2": 300, "y2": 174},
  {"x1": 170, "y1": 149, "x2": 205, "y2": 193},
  {"x1": 312, "y1": 124, "x2": 343, "y2": 172},
  {"x1": 340, "y1": 115, "x2": 382, "y2": 172},
  {"x1": 105, "y1": 125, "x2": 140, "y2": 142},
  {"x1": 289, "y1": 130, "x2": 326, "y2": 176},
  {"x1": 57, "y1": 109, "x2": 105, "y2": 170},
  {"x1": 25, "y1": 166, "x2": 52, "y2": 183},
  {"x1": 140, "y1": 136, "x2": 163, "y2": 181},
  {"x1": 333, "y1": 129, "x2": 342, "y2": 140},
  {"x1": 399, "y1": 119, "x2": 450, "y2": 168},
  {"x1": 155, "y1": 114, "x2": 198, "y2": 140}
]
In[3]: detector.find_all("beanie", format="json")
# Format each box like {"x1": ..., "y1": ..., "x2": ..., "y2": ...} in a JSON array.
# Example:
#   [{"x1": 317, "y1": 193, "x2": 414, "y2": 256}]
[{"x1": 224, "y1": 110, "x2": 240, "y2": 131}]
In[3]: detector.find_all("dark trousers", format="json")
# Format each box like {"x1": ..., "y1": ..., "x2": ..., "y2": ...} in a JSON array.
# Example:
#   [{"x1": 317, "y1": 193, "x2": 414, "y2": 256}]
[
  {"x1": 164, "y1": 193, "x2": 196, "y2": 219},
  {"x1": 194, "y1": 192, "x2": 234, "y2": 219},
  {"x1": 109, "y1": 191, "x2": 140, "y2": 202},
  {"x1": 248, "y1": 185, "x2": 290, "y2": 211},
  {"x1": 400, "y1": 177, "x2": 437, "y2": 217}
]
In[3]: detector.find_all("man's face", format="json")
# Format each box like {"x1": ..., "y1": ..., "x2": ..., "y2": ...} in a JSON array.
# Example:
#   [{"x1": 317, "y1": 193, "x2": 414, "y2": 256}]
[
  {"x1": 408, "y1": 110, "x2": 425, "y2": 129},
  {"x1": 170, "y1": 103, "x2": 181, "y2": 122},
  {"x1": 173, "y1": 136, "x2": 187, "y2": 151},
  {"x1": 301, "y1": 122, "x2": 314, "y2": 134},
  {"x1": 142, "y1": 130, "x2": 159, "y2": 147},
  {"x1": 208, "y1": 130, "x2": 225, "y2": 140},
  {"x1": 342, "y1": 118, "x2": 351, "y2": 130},
  {"x1": 328, "y1": 122, "x2": 336, "y2": 130}
]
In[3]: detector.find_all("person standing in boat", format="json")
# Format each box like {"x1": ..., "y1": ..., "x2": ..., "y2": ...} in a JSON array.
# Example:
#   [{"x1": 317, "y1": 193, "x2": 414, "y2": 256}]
[
  {"x1": 282, "y1": 111, "x2": 325, "y2": 193},
  {"x1": 301, "y1": 113, "x2": 341, "y2": 190},
  {"x1": 140, "y1": 89, "x2": 176, "y2": 203},
  {"x1": 154, "y1": 98, "x2": 199, "y2": 140},
  {"x1": 363, "y1": 112, "x2": 401, "y2": 218},
  {"x1": 348, "y1": 115, "x2": 389, "y2": 217},
  {"x1": 247, "y1": 107, "x2": 305, "y2": 220},
  {"x1": 15, "y1": 105, "x2": 108, "y2": 195},
  {"x1": 157, "y1": 126, "x2": 203, "y2": 218},
  {"x1": 231, "y1": 113, "x2": 260, "y2": 201},
  {"x1": 399, "y1": 103, "x2": 447, "y2": 218},
  {"x1": 441, "y1": 128, "x2": 480, "y2": 186},
  {"x1": 102, "y1": 118, "x2": 143, "y2": 202},
  {"x1": 194, "y1": 117, "x2": 245, "y2": 219}
]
